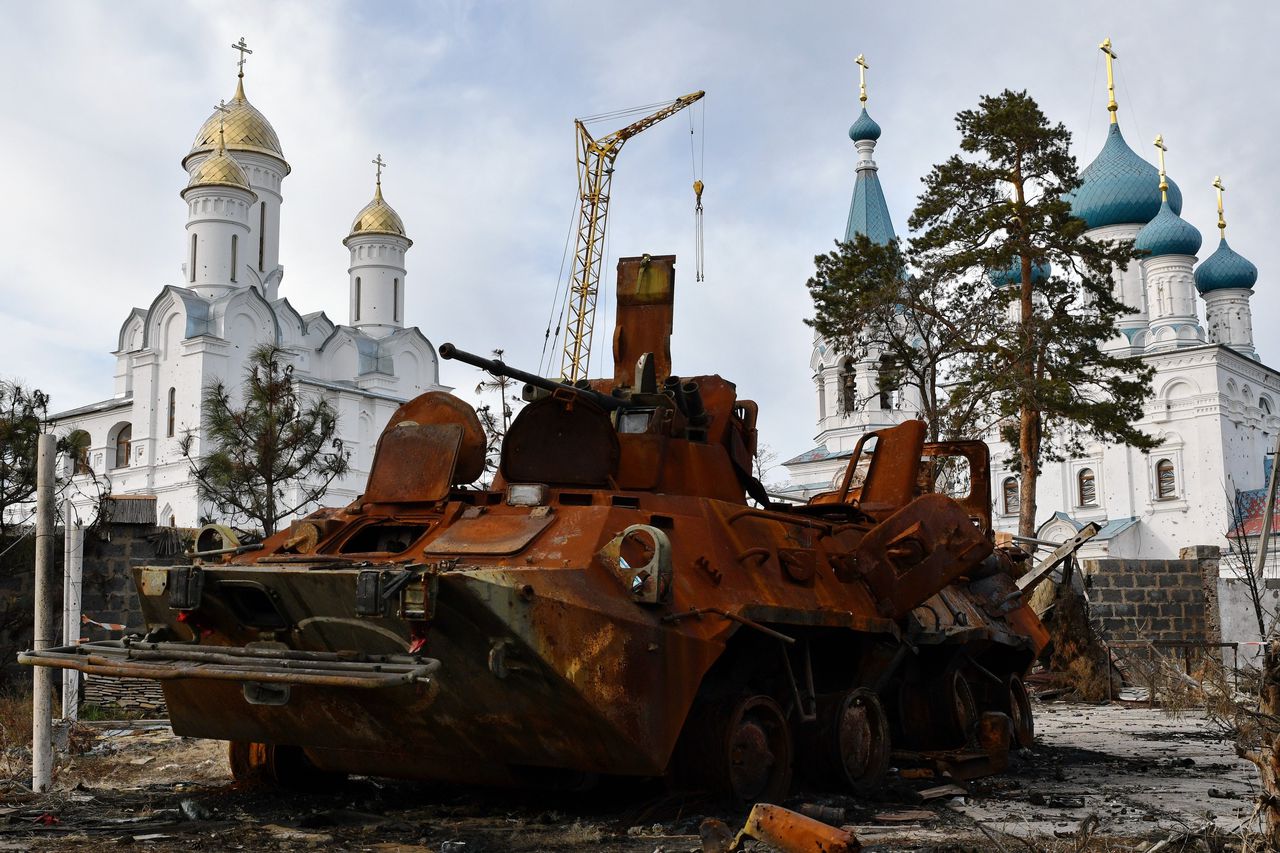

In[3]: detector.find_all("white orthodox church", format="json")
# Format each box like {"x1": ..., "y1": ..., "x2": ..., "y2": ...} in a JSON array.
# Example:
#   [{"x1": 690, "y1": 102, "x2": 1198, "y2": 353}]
[
  {"x1": 784, "y1": 48, "x2": 1280, "y2": 566},
  {"x1": 51, "y1": 46, "x2": 445, "y2": 530}
]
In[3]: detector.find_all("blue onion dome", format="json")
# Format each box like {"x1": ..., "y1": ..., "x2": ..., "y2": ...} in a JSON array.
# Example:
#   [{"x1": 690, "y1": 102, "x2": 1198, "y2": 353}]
[
  {"x1": 1068, "y1": 124, "x2": 1183, "y2": 228},
  {"x1": 990, "y1": 258, "x2": 1052, "y2": 287},
  {"x1": 1134, "y1": 200, "x2": 1202, "y2": 258},
  {"x1": 1195, "y1": 238, "x2": 1258, "y2": 292},
  {"x1": 849, "y1": 108, "x2": 881, "y2": 142}
]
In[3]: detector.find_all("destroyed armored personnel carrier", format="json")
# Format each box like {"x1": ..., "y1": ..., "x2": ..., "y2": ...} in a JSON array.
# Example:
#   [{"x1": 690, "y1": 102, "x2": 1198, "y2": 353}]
[{"x1": 25, "y1": 254, "x2": 1048, "y2": 802}]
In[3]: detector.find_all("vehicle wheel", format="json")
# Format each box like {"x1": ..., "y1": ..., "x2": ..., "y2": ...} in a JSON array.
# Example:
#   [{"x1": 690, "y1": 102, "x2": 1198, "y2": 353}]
[
  {"x1": 227, "y1": 740, "x2": 271, "y2": 786},
  {"x1": 931, "y1": 667, "x2": 978, "y2": 745},
  {"x1": 227, "y1": 741, "x2": 345, "y2": 791},
  {"x1": 826, "y1": 688, "x2": 891, "y2": 796},
  {"x1": 722, "y1": 695, "x2": 793, "y2": 805},
  {"x1": 1006, "y1": 674, "x2": 1034, "y2": 748}
]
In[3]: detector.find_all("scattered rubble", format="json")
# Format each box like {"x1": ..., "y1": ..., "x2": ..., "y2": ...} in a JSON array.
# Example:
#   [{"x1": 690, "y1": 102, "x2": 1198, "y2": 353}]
[{"x1": 0, "y1": 700, "x2": 1263, "y2": 851}]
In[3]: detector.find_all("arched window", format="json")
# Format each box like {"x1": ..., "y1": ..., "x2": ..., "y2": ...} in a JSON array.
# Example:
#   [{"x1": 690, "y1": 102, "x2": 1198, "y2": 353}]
[
  {"x1": 1261, "y1": 396, "x2": 1273, "y2": 416},
  {"x1": 1077, "y1": 468, "x2": 1097, "y2": 507},
  {"x1": 354, "y1": 277, "x2": 362, "y2": 321},
  {"x1": 1155, "y1": 458, "x2": 1177, "y2": 499},
  {"x1": 394, "y1": 278, "x2": 401, "y2": 322},
  {"x1": 838, "y1": 360, "x2": 856, "y2": 414},
  {"x1": 167, "y1": 387, "x2": 176, "y2": 437},
  {"x1": 189, "y1": 234, "x2": 197, "y2": 282},
  {"x1": 258, "y1": 203, "x2": 266, "y2": 271},
  {"x1": 113, "y1": 424, "x2": 132, "y2": 469},
  {"x1": 230, "y1": 235, "x2": 238, "y2": 282},
  {"x1": 878, "y1": 354, "x2": 902, "y2": 410},
  {"x1": 1002, "y1": 477, "x2": 1020, "y2": 515},
  {"x1": 67, "y1": 430, "x2": 91, "y2": 476}
]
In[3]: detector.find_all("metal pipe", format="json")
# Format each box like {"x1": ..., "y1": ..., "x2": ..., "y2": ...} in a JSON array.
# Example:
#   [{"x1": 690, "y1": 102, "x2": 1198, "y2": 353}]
[
  {"x1": 22, "y1": 648, "x2": 440, "y2": 690},
  {"x1": 1252, "y1": 428, "x2": 1280, "y2": 586},
  {"x1": 189, "y1": 543, "x2": 264, "y2": 558},
  {"x1": 680, "y1": 381, "x2": 705, "y2": 421},
  {"x1": 32, "y1": 434, "x2": 56, "y2": 792},
  {"x1": 1010, "y1": 534, "x2": 1065, "y2": 548},
  {"x1": 440, "y1": 343, "x2": 624, "y2": 411}
]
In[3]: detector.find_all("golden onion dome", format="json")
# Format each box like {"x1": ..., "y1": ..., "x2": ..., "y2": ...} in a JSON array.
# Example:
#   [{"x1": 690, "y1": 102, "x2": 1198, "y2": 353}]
[
  {"x1": 185, "y1": 146, "x2": 253, "y2": 193},
  {"x1": 345, "y1": 183, "x2": 412, "y2": 245},
  {"x1": 184, "y1": 76, "x2": 289, "y2": 173}
]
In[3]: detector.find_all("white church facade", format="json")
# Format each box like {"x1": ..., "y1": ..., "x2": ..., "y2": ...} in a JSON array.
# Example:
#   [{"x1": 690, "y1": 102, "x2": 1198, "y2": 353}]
[
  {"x1": 784, "y1": 49, "x2": 1280, "y2": 565},
  {"x1": 50, "y1": 46, "x2": 446, "y2": 530}
]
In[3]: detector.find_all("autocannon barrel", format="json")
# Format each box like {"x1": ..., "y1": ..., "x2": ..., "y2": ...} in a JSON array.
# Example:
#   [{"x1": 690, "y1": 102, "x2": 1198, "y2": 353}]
[{"x1": 439, "y1": 343, "x2": 624, "y2": 411}]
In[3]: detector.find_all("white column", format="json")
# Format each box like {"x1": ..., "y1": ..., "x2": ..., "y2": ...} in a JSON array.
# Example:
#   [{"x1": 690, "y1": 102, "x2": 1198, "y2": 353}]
[{"x1": 61, "y1": 502, "x2": 83, "y2": 721}]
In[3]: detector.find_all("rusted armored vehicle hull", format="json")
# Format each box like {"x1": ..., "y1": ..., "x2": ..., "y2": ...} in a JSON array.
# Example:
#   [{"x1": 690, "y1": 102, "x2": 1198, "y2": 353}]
[{"x1": 25, "y1": 254, "x2": 1048, "y2": 800}]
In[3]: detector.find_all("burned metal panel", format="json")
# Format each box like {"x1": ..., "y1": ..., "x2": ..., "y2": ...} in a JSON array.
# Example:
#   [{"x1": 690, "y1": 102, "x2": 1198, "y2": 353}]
[
  {"x1": 612, "y1": 253, "x2": 675, "y2": 387},
  {"x1": 364, "y1": 423, "x2": 461, "y2": 504},
  {"x1": 425, "y1": 511, "x2": 555, "y2": 556}
]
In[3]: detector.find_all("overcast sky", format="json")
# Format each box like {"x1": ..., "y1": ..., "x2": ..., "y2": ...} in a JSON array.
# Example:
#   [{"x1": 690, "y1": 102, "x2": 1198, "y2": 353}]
[{"x1": 2, "y1": 1, "x2": 1276, "y2": 473}]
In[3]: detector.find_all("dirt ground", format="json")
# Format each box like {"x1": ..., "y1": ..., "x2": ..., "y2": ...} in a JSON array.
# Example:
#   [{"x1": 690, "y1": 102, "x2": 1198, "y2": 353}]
[{"x1": 0, "y1": 699, "x2": 1263, "y2": 852}]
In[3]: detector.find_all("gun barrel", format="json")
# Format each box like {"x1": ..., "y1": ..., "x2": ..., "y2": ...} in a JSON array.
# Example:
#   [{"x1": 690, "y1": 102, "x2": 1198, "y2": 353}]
[{"x1": 439, "y1": 343, "x2": 623, "y2": 411}]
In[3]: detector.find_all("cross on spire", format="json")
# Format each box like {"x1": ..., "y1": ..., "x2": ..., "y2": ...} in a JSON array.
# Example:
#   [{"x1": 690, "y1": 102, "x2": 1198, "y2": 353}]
[
  {"x1": 372, "y1": 154, "x2": 386, "y2": 186},
  {"x1": 856, "y1": 54, "x2": 870, "y2": 105},
  {"x1": 212, "y1": 99, "x2": 232, "y2": 152},
  {"x1": 1213, "y1": 176, "x2": 1227, "y2": 237},
  {"x1": 1153, "y1": 134, "x2": 1169, "y2": 201},
  {"x1": 231, "y1": 37, "x2": 253, "y2": 78},
  {"x1": 1100, "y1": 38, "x2": 1119, "y2": 124}
]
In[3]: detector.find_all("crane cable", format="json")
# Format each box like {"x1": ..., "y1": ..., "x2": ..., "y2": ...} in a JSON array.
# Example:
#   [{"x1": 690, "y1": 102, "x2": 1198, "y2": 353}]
[
  {"x1": 539, "y1": 189, "x2": 583, "y2": 377},
  {"x1": 690, "y1": 100, "x2": 706, "y2": 282}
]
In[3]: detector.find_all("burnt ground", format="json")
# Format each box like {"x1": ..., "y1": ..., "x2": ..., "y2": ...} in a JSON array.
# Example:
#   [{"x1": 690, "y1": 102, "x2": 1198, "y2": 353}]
[{"x1": 0, "y1": 700, "x2": 1263, "y2": 852}]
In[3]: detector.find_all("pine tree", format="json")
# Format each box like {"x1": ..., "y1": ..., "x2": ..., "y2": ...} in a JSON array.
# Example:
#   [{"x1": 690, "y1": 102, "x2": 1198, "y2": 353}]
[
  {"x1": 806, "y1": 235, "x2": 998, "y2": 442},
  {"x1": 908, "y1": 90, "x2": 1157, "y2": 536},
  {"x1": 474, "y1": 348, "x2": 523, "y2": 486},
  {"x1": 179, "y1": 344, "x2": 350, "y2": 536},
  {"x1": 0, "y1": 381, "x2": 52, "y2": 536}
]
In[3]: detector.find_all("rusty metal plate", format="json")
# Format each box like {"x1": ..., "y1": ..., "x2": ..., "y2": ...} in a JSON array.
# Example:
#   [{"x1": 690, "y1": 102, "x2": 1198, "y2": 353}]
[
  {"x1": 424, "y1": 512, "x2": 555, "y2": 556},
  {"x1": 365, "y1": 423, "x2": 461, "y2": 504},
  {"x1": 139, "y1": 567, "x2": 168, "y2": 596}
]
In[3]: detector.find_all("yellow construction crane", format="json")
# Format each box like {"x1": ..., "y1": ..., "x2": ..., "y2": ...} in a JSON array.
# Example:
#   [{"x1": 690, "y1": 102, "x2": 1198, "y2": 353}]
[{"x1": 559, "y1": 90, "x2": 705, "y2": 382}]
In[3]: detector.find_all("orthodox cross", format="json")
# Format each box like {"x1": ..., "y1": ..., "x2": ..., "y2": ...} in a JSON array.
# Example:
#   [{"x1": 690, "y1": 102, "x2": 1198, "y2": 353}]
[
  {"x1": 1213, "y1": 176, "x2": 1227, "y2": 237},
  {"x1": 856, "y1": 54, "x2": 869, "y2": 105},
  {"x1": 1100, "y1": 38, "x2": 1119, "y2": 123},
  {"x1": 212, "y1": 99, "x2": 232, "y2": 150},
  {"x1": 231, "y1": 37, "x2": 253, "y2": 77},
  {"x1": 1153, "y1": 134, "x2": 1169, "y2": 200},
  {"x1": 373, "y1": 154, "x2": 386, "y2": 186}
]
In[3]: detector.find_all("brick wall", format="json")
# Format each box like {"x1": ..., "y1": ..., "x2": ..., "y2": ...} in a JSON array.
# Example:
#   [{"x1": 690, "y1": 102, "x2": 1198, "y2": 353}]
[
  {"x1": 77, "y1": 525, "x2": 187, "y2": 641},
  {"x1": 0, "y1": 522, "x2": 187, "y2": 715},
  {"x1": 1082, "y1": 546, "x2": 1221, "y2": 644}
]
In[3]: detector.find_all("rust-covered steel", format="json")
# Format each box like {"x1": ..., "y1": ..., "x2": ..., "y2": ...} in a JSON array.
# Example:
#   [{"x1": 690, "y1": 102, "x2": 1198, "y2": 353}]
[
  {"x1": 23, "y1": 253, "x2": 1048, "y2": 801},
  {"x1": 732, "y1": 803, "x2": 861, "y2": 852}
]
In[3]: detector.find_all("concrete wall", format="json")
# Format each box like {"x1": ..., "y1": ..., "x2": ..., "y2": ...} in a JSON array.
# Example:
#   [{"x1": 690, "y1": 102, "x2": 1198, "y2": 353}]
[{"x1": 1216, "y1": 577, "x2": 1280, "y2": 665}]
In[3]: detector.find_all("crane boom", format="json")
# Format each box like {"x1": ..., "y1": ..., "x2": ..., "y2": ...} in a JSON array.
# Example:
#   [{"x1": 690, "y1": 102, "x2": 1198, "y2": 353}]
[{"x1": 559, "y1": 90, "x2": 704, "y2": 382}]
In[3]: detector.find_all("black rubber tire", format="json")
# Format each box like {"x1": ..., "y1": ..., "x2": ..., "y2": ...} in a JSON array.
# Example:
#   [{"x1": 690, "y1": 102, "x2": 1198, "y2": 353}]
[
  {"x1": 227, "y1": 741, "x2": 346, "y2": 791},
  {"x1": 720, "y1": 694, "x2": 794, "y2": 806},
  {"x1": 827, "y1": 687, "x2": 891, "y2": 796},
  {"x1": 930, "y1": 667, "x2": 979, "y2": 746},
  {"x1": 1006, "y1": 674, "x2": 1035, "y2": 748}
]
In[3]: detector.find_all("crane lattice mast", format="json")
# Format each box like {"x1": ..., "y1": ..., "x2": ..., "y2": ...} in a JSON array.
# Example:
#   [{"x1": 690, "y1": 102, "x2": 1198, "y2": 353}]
[{"x1": 559, "y1": 91, "x2": 704, "y2": 382}]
